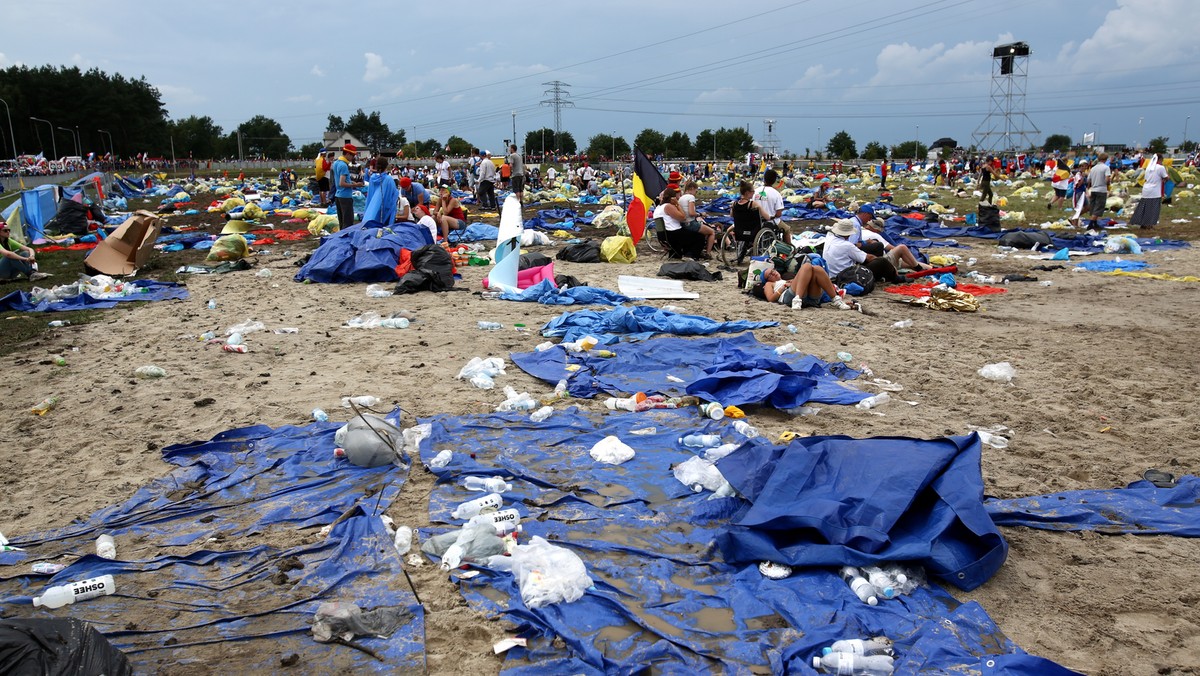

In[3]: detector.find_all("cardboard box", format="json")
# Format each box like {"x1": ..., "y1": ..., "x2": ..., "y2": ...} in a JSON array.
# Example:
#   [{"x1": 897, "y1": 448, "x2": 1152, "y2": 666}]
[{"x1": 84, "y1": 210, "x2": 162, "y2": 276}]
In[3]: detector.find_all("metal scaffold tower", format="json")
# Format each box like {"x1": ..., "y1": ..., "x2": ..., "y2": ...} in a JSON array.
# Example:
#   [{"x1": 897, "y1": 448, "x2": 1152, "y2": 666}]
[
  {"x1": 540, "y1": 81, "x2": 574, "y2": 151},
  {"x1": 972, "y1": 41, "x2": 1040, "y2": 152},
  {"x1": 760, "y1": 119, "x2": 780, "y2": 159}
]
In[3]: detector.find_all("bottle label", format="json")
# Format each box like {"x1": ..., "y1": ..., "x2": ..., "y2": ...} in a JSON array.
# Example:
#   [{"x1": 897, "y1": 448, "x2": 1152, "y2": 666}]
[{"x1": 71, "y1": 576, "x2": 111, "y2": 601}]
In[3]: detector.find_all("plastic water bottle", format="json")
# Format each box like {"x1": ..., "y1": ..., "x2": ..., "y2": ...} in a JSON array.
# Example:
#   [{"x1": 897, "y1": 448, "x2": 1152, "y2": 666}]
[
  {"x1": 837, "y1": 351, "x2": 854, "y2": 362},
  {"x1": 207, "y1": 299, "x2": 217, "y2": 310},
  {"x1": 534, "y1": 341, "x2": 555, "y2": 351},
  {"x1": 311, "y1": 408, "x2": 329, "y2": 422},
  {"x1": 95, "y1": 534, "x2": 116, "y2": 559},
  {"x1": 428, "y1": 449, "x2": 453, "y2": 469},
  {"x1": 462, "y1": 476, "x2": 512, "y2": 493},
  {"x1": 812, "y1": 652, "x2": 894, "y2": 675},
  {"x1": 134, "y1": 365, "x2": 167, "y2": 378},
  {"x1": 450, "y1": 492, "x2": 503, "y2": 520},
  {"x1": 32, "y1": 574, "x2": 116, "y2": 609},
  {"x1": 699, "y1": 401, "x2": 725, "y2": 420},
  {"x1": 680, "y1": 433, "x2": 722, "y2": 448},
  {"x1": 839, "y1": 566, "x2": 879, "y2": 605},
  {"x1": 787, "y1": 324, "x2": 798, "y2": 334},
  {"x1": 472, "y1": 508, "x2": 522, "y2": 534},
  {"x1": 31, "y1": 562, "x2": 66, "y2": 575},
  {"x1": 393, "y1": 526, "x2": 413, "y2": 556},
  {"x1": 855, "y1": 393, "x2": 891, "y2": 410},
  {"x1": 732, "y1": 420, "x2": 760, "y2": 438},
  {"x1": 530, "y1": 406, "x2": 554, "y2": 423},
  {"x1": 341, "y1": 395, "x2": 381, "y2": 408},
  {"x1": 200, "y1": 331, "x2": 216, "y2": 341},
  {"x1": 30, "y1": 396, "x2": 61, "y2": 416},
  {"x1": 775, "y1": 342, "x2": 799, "y2": 355},
  {"x1": 380, "y1": 317, "x2": 410, "y2": 329},
  {"x1": 822, "y1": 637, "x2": 894, "y2": 657},
  {"x1": 891, "y1": 320, "x2": 912, "y2": 329},
  {"x1": 477, "y1": 321, "x2": 502, "y2": 330},
  {"x1": 864, "y1": 569, "x2": 897, "y2": 599},
  {"x1": 48, "y1": 320, "x2": 70, "y2": 327}
]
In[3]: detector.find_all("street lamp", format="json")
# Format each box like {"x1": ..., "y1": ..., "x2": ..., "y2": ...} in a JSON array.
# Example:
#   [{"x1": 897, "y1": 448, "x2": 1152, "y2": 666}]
[
  {"x1": 30, "y1": 116, "x2": 56, "y2": 161},
  {"x1": 816, "y1": 127, "x2": 821, "y2": 160},
  {"x1": 1138, "y1": 117, "x2": 1144, "y2": 150},
  {"x1": 58, "y1": 126, "x2": 80, "y2": 157},
  {"x1": 611, "y1": 131, "x2": 615, "y2": 165},
  {"x1": 0, "y1": 98, "x2": 16, "y2": 165},
  {"x1": 1184, "y1": 116, "x2": 1191, "y2": 149},
  {"x1": 97, "y1": 129, "x2": 113, "y2": 157},
  {"x1": 915, "y1": 125, "x2": 919, "y2": 163}
]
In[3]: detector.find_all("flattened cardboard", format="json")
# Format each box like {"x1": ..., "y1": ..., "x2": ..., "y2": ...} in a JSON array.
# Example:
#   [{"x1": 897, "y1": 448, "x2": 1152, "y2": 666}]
[{"x1": 84, "y1": 210, "x2": 162, "y2": 276}]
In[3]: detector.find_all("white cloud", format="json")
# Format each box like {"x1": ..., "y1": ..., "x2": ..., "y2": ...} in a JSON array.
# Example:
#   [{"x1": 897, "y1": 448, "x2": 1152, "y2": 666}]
[
  {"x1": 469, "y1": 41, "x2": 495, "y2": 53},
  {"x1": 785, "y1": 65, "x2": 845, "y2": 91},
  {"x1": 363, "y1": 52, "x2": 390, "y2": 82},
  {"x1": 0, "y1": 53, "x2": 20, "y2": 68},
  {"x1": 1067, "y1": 0, "x2": 1200, "y2": 75},
  {"x1": 311, "y1": 65, "x2": 325, "y2": 77},
  {"x1": 694, "y1": 87, "x2": 742, "y2": 103},
  {"x1": 154, "y1": 83, "x2": 206, "y2": 107},
  {"x1": 286, "y1": 94, "x2": 314, "y2": 103}
]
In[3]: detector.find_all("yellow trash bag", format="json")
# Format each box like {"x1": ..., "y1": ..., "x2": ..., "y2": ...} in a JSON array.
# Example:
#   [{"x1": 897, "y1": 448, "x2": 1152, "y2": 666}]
[
  {"x1": 214, "y1": 186, "x2": 233, "y2": 198},
  {"x1": 292, "y1": 208, "x2": 313, "y2": 220},
  {"x1": 600, "y1": 236, "x2": 637, "y2": 264},
  {"x1": 590, "y1": 205, "x2": 625, "y2": 229},
  {"x1": 221, "y1": 197, "x2": 245, "y2": 212},
  {"x1": 206, "y1": 234, "x2": 251, "y2": 262},
  {"x1": 308, "y1": 214, "x2": 339, "y2": 236},
  {"x1": 242, "y1": 203, "x2": 265, "y2": 220}
]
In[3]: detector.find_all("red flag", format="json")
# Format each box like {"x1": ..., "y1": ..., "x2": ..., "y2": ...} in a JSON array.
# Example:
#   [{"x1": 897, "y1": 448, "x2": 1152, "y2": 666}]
[{"x1": 626, "y1": 195, "x2": 647, "y2": 244}]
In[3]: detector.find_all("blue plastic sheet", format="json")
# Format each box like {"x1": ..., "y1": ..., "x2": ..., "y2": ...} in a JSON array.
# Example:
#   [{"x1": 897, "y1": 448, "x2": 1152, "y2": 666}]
[
  {"x1": 1074, "y1": 259, "x2": 1152, "y2": 272},
  {"x1": 294, "y1": 222, "x2": 433, "y2": 283},
  {"x1": 986, "y1": 476, "x2": 1200, "y2": 536},
  {"x1": 0, "y1": 416, "x2": 424, "y2": 672},
  {"x1": 511, "y1": 333, "x2": 869, "y2": 407},
  {"x1": 538, "y1": 208, "x2": 576, "y2": 221},
  {"x1": 0, "y1": 280, "x2": 189, "y2": 313},
  {"x1": 499, "y1": 279, "x2": 634, "y2": 306},
  {"x1": 881, "y1": 216, "x2": 1189, "y2": 253},
  {"x1": 540, "y1": 305, "x2": 777, "y2": 344},
  {"x1": 360, "y1": 171, "x2": 399, "y2": 226},
  {"x1": 417, "y1": 410, "x2": 1064, "y2": 674},
  {"x1": 449, "y1": 223, "x2": 499, "y2": 243}
]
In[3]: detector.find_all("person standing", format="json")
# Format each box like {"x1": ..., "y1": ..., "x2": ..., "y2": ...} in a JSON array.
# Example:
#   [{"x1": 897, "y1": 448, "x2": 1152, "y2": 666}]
[
  {"x1": 1130, "y1": 155, "x2": 1169, "y2": 229},
  {"x1": 507, "y1": 144, "x2": 526, "y2": 204},
  {"x1": 979, "y1": 159, "x2": 996, "y2": 204},
  {"x1": 332, "y1": 144, "x2": 364, "y2": 230},
  {"x1": 434, "y1": 154, "x2": 452, "y2": 187},
  {"x1": 758, "y1": 168, "x2": 788, "y2": 242},
  {"x1": 879, "y1": 159, "x2": 888, "y2": 190},
  {"x1": 476, "y1": 152, "x2": 498, "y2": 209},
  {"x1": 1086, "y1": 153, "x2": 1112, "y2": 228}
]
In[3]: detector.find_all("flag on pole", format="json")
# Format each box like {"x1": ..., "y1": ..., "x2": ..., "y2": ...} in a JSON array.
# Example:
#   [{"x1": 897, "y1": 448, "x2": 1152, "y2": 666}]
[
  {"x1": 626, "y1": 147, "x2": 666, "y2": 245},
  {"x1": 1082, "y1": 131, "x2": 1095, "y2": 144}
]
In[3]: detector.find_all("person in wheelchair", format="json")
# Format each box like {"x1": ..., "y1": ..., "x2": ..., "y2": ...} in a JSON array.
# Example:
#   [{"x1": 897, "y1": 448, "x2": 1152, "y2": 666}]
[{"x1": 730, "y1": 180, "x2": 774, "y2": 265}]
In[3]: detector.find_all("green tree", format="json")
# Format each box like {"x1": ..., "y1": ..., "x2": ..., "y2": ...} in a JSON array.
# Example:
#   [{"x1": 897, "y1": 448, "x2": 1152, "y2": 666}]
[
  {"x1": 1043, "y1": 134, "x2": 1072, "y2": 153},
  {"x1": 714, "y1": 126, "x2": 754, "y2": 158},
  {"x1": 1148, "y1": 135, "x2": 1169, "y2": 155},
  {"x1": 445, "y1": 135, "x2": 472, "y2": 156},
  {"x1": 861, "y1": 141, "x2": 887, "y2": 161},
  {"x1": 664, "y1": 131, "x2": 691, "y2": 158},
  {"x1": 526, "y1": 127, "x2": 554, "y2": 155},
  {"x1": 345, "y1": 109, "x2": 402, "y2": 151},
  {"x1": 168, "y1": 115, "x2": 222, "y2": 159},
  {"x1": 230, "y1": 115, "x2": 290, "y2": 158},
  {"x1": 826, "y1": 130, "x2": 857, "y2": 160},
  {"x1": 298, "y1": 141, "x2": 325, "y2": 159},
  {"x1": 634, "y1": 128, "x2": 667, "y2": 156},
  {"x1": 583, "y1": 133, "x2": 630, "y2": 162},
  {"x1": 557, "y1": 131, "x2": 578, "y2": 155},
  {"x1": 693, "y1": 129, "x2": 716, "y2": 159},
  {"x1": 891, "y1": 140, "x2": 927, "y2": 159},
  {"x1": 413, "y1": 138, "x2": 442, "y2": 157},
  {"x1": 1180, "y1": 139, "x2": 1198, "y2": 153},
  {"x1": 326, "y1": 115, "x2": 345, "y2": 133}
]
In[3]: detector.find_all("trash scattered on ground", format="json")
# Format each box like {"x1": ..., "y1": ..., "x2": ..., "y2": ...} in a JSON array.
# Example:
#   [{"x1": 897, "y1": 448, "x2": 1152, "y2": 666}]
[{"x1": 977, "y1": 361, "x2": 1016, "y2": 383}]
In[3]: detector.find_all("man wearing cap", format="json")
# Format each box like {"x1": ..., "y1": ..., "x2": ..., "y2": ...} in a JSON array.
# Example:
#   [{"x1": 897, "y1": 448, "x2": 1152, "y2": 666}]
[
  {"x1": 332, "y1": 144, "x2": 365, "y2": 230},
  {"x1": 399, "y1": 176, "x2": 431, "y2": 216}
]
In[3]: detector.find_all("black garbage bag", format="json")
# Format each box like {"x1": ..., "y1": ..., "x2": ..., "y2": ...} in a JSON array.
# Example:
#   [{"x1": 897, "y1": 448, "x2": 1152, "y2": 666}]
[
  {"x1": 44, "y1": 200, "x2": 93, "y2": 237},
  {"x1": 519, "y1": 252, "x2": 552, "y2": 270},
  {"x1": 0, "y1": 618, "x2": 132, "y2": 676},
  {"x1": 657, "y1": 261, "x2": 722, "y2": 282},
  {"x1": 556, "y1": 241, "x2": 602, "y2": 263},
  {"x1": 977, "y1": 203, "x2": 1001, "y2": 232},
  {"x1": 394, "y1": 244, "x2": 455, "y2": 294},
  {"x1": 997, "y1": 230, "x2": 1053, "y2": 249},
  {"x1": 554, "y1": 274, "x2": 586, "y2": 288}
]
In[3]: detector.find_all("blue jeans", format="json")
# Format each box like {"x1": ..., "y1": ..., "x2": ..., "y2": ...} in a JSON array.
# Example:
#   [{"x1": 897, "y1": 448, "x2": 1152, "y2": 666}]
[{"x1": 0, "y1": 256, "x2": 33, "y2": 280}]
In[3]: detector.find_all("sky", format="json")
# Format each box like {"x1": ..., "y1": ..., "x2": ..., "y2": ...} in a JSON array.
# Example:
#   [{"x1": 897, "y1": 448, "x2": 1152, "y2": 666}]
[{"x1": 5, "y1": 0, "x2": 1200, "y2": 156}]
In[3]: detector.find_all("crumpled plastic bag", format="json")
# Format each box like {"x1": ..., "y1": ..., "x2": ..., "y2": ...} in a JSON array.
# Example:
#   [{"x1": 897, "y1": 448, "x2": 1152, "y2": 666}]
[
  {"x1": 673, "y1": 456, "x2": 727, "y2": 492},
  {"x1": 600, "y1": 236, "x2": 637, "y2": 264},
  {"x1": 206, "y1": 234, "x2": 251, "y2": 261},
  {"x1": 978, "y1": 361, "x2": 1016, "y2": 383},
  {"x1": 311, "y1": 601, "x2": 413, "y2": 643},
  {"x1": 589, "y1": 435, "x2": 634, "y2": 465},
  {"x1": 309, "y1": 214, "x2": 340, "y2": 236},
  {"x1": 510, "y1": 536, "x2": 593, "y2": 609},
  {"x1": 242, "y1": 203, "x2": 265, "y2": 220},
  {"x1": 341, "y1": 414, "x2": 405, "y2": 467},
  {"x1": 456, "y1": 357, "x2": 506, "y2": 389},
  {"x1": 220, "y1": 197, "x2": 245, "y2": 212},
  {"x1": 590, "y1": 205, "x2": 625, "y2": 229},
  {"x1": 520, "y1": 229, "x2": 552, "y2": 246},
  {"x1": 225, "y1": 319, "x2": 267, "y2": 335}
]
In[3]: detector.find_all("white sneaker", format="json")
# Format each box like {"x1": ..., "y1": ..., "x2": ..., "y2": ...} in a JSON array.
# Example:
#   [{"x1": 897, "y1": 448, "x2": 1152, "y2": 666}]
[
  {"x1": 791, "y1": 297, "x2": 805, "y2": 310},
  {"x1": 829, "y1": 297, "x2": 854, "y2": 311}
]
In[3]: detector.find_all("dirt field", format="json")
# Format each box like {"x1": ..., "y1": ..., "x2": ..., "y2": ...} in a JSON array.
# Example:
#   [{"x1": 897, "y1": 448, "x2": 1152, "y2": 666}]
[{"x1": 2, "y1": 179, "x2": 1198, "y2": 674}]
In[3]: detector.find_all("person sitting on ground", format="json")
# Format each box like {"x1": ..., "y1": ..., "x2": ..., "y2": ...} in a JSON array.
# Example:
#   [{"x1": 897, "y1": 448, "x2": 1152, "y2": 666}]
[
  {"x1": 434, "y1": 185, "x2": 468, "y2": 241},
  {"x1": 395, "y1": 181, "x2": 413, "y2": 222},
  {"x1": 751, "y1": 259, "x2": 856, "y2": 311},
  {"x1": 658, "y1": 186, "x2": 713, "y2": 258},
  {"x1": 806, "y1": 181, "x2": 832, "y2": 209},
  {"x1": 399, "y1": 176, "x2": 431, "y2": 217},
  {"x1": 823, "y1": 209, "x2": 905, "y2": 286},
  {"x1": 852, "y1": 208, "x2": 933, "y2": 273},
  {"x1": 0, "y1": 222, "x2": 49, "y2": 281}
]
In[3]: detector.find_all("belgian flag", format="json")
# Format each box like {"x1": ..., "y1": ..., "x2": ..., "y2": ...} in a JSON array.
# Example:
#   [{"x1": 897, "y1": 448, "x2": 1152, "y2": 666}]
[{"x1": 626, "y1": 147, "x2": 667, "y2": 245}]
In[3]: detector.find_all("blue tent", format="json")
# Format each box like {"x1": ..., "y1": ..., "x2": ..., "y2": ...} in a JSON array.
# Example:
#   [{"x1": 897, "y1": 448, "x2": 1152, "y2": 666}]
[
  {"x1": 17, "y1": 185, "x2": 59, "y2": 241},
  {"x1": 293, "y1": 221, "x2": 434, "y2": 284}
]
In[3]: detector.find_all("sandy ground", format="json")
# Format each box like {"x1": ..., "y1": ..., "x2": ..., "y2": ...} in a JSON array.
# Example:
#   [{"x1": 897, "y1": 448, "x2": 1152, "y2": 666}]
[{"x1": 2, "y1": 205, "x2": 1199, "y2": 674}]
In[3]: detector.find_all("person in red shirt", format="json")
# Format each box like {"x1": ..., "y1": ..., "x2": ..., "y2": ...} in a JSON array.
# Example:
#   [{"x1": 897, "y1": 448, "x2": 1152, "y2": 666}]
[{"x1": 434, "y1": 185, "x2": 468, "y2": 241}]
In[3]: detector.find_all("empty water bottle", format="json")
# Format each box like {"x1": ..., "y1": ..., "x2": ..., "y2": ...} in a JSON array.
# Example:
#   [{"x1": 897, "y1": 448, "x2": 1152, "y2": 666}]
[
  {"x1": 30, "y1": 396, "x2": 61, "y2": 416},
  {"x1": 478, "y1": 321, "x2": 503, "y2": 330},
  {"x1": 48, "y1": 320, "x2": 71, "y2": 328},
  {"x1": 530, "y1": 406, "x2": 554, "y2": 422},
  {"x1": 472, "y1": 508, "x2": 522, "y2": 534},
  {"x1": 207, "y1": 299, "x2": 217, "y2": 310},
  {"x1": 812, "y1": 652, "x2": 894, "y2": 675},
  {"x1": 775, "y1": 342, "x2": 800, "y2": 355},
  {"x1": 428, "y1": 449, "x2": 453, "y2": 469},
  {"x1": 450, "y1": 492, "x2": 504, "y2": 520},
  {"x1": 462, "y1": 476, "x2": 512, "y2": 493},
  {"x1": 680, "y1": 433, "x2": 722, "y2": 448},
  {"x1": 699, "y1": 402, "x2": 725, "y2": 420},
  {"x1": 134, "y1": 365, "x2": 167, "y2": 379},
  {"x1": 891, "y1": 320, "x2": 913, "y2": 329},
  {"x1": 312, "y1": 408, "x2": 330, "y2": 422},
  {"x1": 32, "y1": 575, "x2": 116, "y2": 609},
  {"x1": 823, "y1": 637, "x2": 895, "y2": 657},
  {"x1": 732, "y1": 420, "x2": 760, "y2": 438},
  {"x1": 840, "y1": 566, "x2": 879, "y2": 605},
  {"x1": 864, "y1": 568, "x2": 897, "y2": 599},
  {"x1": 855, "y1": 393, "x2": 891, "y2": 410},
  {"x1": 534, "y1": 341, "x2": 555, "y2": 352},
  {"x1": 341, "y1": 395, "x2": 381, "y2": 408},
  {"x1": 95, "y1": 535, "x2": 116, "y2": 560}
]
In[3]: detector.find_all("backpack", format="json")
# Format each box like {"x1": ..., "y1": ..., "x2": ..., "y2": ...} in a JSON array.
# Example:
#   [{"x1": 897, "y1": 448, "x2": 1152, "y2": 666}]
[
  {"x1": 769, "y1": 240, "x2": 801, "y2": 276},
  {"x1": 834, "y1": 264, "x2": 876, "y2": 295}
]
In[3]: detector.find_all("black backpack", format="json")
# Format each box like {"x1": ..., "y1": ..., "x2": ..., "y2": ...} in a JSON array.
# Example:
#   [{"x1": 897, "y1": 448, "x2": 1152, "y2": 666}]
[{"x1": 834, "y1": 264, "x2": 876, "y2": 295}]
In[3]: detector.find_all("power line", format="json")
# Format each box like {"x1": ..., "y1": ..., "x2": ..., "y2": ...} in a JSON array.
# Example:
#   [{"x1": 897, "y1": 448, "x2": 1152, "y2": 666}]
[{"x1": 540, "y1": 81, "x2": 574, "y2": 152}]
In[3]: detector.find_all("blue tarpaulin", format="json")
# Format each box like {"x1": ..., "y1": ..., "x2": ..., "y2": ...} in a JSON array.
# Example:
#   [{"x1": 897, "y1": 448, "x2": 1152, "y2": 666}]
[
  {"x1": 0, "y1": 416, "x2": 424, "y2": 672},
  {"x1": 511, "y1": 333, "x2": 870, "y2": 407},
  {"x1": 499, "y1": 279, "x2": 634, "y2": 306},
  {"x1": 360, "y1": 172, "x2": 398, "y2": 226},
  {"x1": 19, "y1": 185, "x2": 58, "y2": 241},
  {"x1": 1074, "y1": 259, "x2": 1152, "y2": 272},
  {"x1": 417, "y1": 409, "x2": 1070, "y2": 674},
  {"x1": 294, "y1": 222, "x2": 433, "y2": 283},
  {"x1": 540, "y1": 305, "x2": 777, "y2": 344},
  {"x1": 0, "y1": 280, "x2": 189, "y2": 313},
  {"x1": 881, "y1": 216, "x2": 1189, "y2": 253},
  {"x1": 449, "y1": 223, "x2": 499, "y2": 243},
  {"x1": 986, "y1": 476, "x2": 1200, "y2": 536}
]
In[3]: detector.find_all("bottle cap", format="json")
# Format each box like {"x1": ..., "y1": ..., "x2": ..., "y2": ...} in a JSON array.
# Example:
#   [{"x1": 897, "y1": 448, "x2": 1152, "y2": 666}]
[{"x1": 821, "y1": 647, "x2": 833, "y2": 656}]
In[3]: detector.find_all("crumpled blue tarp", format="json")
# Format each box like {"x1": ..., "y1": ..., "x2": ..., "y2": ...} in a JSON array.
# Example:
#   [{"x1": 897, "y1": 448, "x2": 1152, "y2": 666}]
[
  {"x1": 416, "y1": 410, "x2": 1067, "y2": 675},
  {"x1": 1074, "y1": 259, "x2": 1152, "y2": 272},
  {"x1": 511, "y1": 332, "x2": 869, "y2": 407},
  {"x1": 0, "y1": 415, "x2": 424, "y2": 672},
  {"x1": 294, "y1": 222, "x2": 433, "y2": 283},
  {"x1": 0, "y1": 280, "x2": 189, "y2": 313},
  {"x1": 499, "y1": 279, "x2": 634, "y2": 306},
  {"x1": 882, "y1": 216, "x2": 1189, "y2": 253},
  {"x1": 715, "y1": 433, "x2": 1008, "y2": 590},
  {"x1": 540, "y1": 305, "x2": 776, "y2": 344},
  {"x1": 538, "y1": 208, "x2": 576, "y2": 221},
  {"x1": 986, "y1": 475, "x2": 1200, "y2": 536},
  {"x1": 449, "y1": 223, "x2": 499, "y2": 243}
]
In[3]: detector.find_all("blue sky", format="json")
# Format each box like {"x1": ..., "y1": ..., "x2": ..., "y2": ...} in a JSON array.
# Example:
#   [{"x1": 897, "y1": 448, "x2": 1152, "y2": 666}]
[{"x1": 6, "y1": 0, "x2": 1199, "y2": 155}]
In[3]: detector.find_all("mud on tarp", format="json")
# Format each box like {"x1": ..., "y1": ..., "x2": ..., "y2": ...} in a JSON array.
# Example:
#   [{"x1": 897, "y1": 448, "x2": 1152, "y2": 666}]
[
  {"x1": 0, "y1": 280, "x2": 189, "y2": 313},
  {"x1": 0, "y1": 417, "x2": 424, "y2": 673},
  {"x1": 416, "y1": 409, "x2": 1068, "y2": 674},
  {"x1": 511, "y1": 332, "x2": 869, "y2": 407},
  {"x1": 539, "y1": 305, "x2": 776, "y2": 345},
  {"x1": 986, "y1": 475, "x2": 1200, "y2": 536}
]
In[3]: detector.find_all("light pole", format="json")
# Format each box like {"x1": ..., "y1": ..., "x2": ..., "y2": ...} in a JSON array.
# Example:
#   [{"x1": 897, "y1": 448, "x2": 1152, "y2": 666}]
[
  {"x1": 816, "y1": 127, "x2": 821, "y2": 160},
  {"x1": 30, "y1": 116, "x2": 56, "y2": 161},
  {"x1": 511, "y1": 110, "x2": 516, "y2": 156},
  {"x1": 1138, "y1": 117, "x2": 1144, "y2": 150},
  {"x1": 1184, "y1": 116, "x2": 1190, "y2": 149},
  {"x1": 0, "y1": 97, "x2": 15, "y2": 164},
  {"x1": 915, "y1": 125, "x2": 919, "y2": 163},
  {"x1": 97, "y1": 129, "x2": 113, "y2": 157},
  {"x1": 611, "y1": 131, "x2": 615, "y2": 164},
  {"x1": 58, "y1": 126, "x2": 80, "y2": 157}
]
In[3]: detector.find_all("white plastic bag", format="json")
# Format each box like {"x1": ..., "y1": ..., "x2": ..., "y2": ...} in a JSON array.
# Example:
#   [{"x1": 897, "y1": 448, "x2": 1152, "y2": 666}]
[
  {"x1": 510, "y1": 536, "x2": 593, "y2": 608},
  {"x1": 225, "y1": 319, "x2": 267, "y2": 336},
  {"x1": 672, "y1": 456, "x2": 727, "y2": 493},
  {"x1": 589, "y1": 436, "x2": 634, "y2": 465},
  {"x1": 366, "y1": 283, "x2": 394, "y2": 298},
  {"x1": 977, "y1": 361, "x2": 1016, "y2": 383},
  {"x1": 456, "y1": 357, "x2": 507, "y2": 389}
]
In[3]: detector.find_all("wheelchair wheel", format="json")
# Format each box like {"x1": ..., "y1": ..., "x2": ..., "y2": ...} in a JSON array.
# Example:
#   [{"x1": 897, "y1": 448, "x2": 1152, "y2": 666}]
[
  {"x1": 645, "y1": 236, "x2": 663, "y2": 253},
  {"x1": 751, "y1": 227, "x2": 778, "y2": 259},
  {"x1": 717, "y1": 228, "x2": 741, "y2": 268}
]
